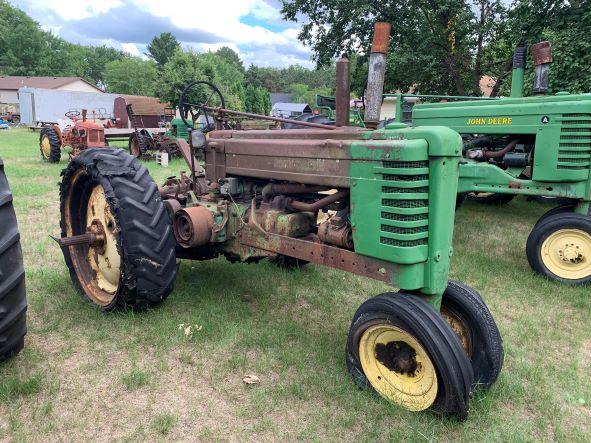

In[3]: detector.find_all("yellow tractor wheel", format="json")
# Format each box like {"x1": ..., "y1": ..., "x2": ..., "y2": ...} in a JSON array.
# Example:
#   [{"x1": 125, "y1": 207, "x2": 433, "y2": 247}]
[
  {"x1": 39, "y1": 127, "x2": 61, "y2": 162},
  {"x1": 346, "y1": 292, "x2": 473, "y2": 419},
  {"x1": 527, "y1": 212, "x2": 591, "y2": 284}
]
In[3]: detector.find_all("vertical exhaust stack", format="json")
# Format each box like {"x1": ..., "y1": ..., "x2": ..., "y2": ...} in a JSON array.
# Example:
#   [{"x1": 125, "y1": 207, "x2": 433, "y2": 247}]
[
  {"x1": 531, "y1": 41, "x2": 552, "y2": 94},
  {"x1": 335, "y1": 57, "x2": 351, "y2": 127},
  {"x1": 510, "y1": 46, "x2": 526, "y2": 98},
  {"x1": 364, "y1": 22, "x2": 392, "y2": 129}
]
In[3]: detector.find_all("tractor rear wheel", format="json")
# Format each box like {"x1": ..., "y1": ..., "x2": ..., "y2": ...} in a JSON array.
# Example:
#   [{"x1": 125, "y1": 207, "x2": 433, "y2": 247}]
[
  {"x1": 0, "y1": 159, "x2": 27, "y2": 362},
  {"x1": 527, "y1": 212, "x2": 591, "y2": 284},
  {"x1": 39, "y1": 127, "x2": 61, "y2": 162},
  {"x1": 346, "y1": 292, "x2": 473, "y2": 419},
  {"x1": 440, "y1": 281, "x2": 503, "y2": 390},
  {"x1": 60, "y1": 148, "x2": 177, "y2": 310}
]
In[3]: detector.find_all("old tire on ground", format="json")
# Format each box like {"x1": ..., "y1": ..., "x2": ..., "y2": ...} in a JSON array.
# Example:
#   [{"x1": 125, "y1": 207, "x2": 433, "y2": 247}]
[
  {"x1": 526, "y1": 212, "x2": 591, "y2": 284},
  {"x1": 0, "y1": 159, "x2": 27, "y2": 362},
  {"x1": 468, "y1": 192, "x2": 515, "y2": 205},
  {"x1": 440, "y1": 281, "x2": 503, "y2": 390},
  {"x1": 39, "y1": 127, "x2": 61, "y2": 163},
  {"x1": 60, "y1": 148, "x2": 177, "y2": 310},
  {"x1": 128, "y1": 131, "x2": 151, "y2": 158},
  {"x1": 346, "y1": 292, "x2": 473, "y2": 419},
  {"x1": 534, "y1": 204, "x2": 576, "y2": 227}
]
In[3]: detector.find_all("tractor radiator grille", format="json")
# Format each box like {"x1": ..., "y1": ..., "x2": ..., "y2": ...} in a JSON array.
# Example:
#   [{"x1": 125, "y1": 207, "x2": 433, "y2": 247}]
[
  {"x1": 378, "y1": 160, "x2": 429, "y2": 248},
  {"x1": 558, "y1": 114, "x2": 591, "y2": 171}
]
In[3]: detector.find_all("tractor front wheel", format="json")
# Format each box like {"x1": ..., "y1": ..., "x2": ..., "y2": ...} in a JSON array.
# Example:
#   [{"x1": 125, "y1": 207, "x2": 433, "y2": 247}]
[
  {"x1": 59, "y1": 148, "x2": 177, "y2": 310},
  {"x1": 39, "y1": 127, "x2": 61, "y2": 162},
  {"x1": 527, "y1": 212, "x2": 591, "y2": 284},
  {"x1": 346, "y1": 292, "x2": 473, "y2": 419},
  {"x1": 440, "y1": 281, "x2": 503, "y2": 390},
  {"x1": 128, "y1": 131, "x2": 151, "y2": 158}
]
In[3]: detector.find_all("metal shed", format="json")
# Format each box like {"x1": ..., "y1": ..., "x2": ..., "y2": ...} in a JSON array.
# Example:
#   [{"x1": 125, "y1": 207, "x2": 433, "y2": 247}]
[
  {"x1": 271, "y1": 102, "x2": 312, "y2": 118},
  {"x1": 113, "y1": 95, "x2": 172, "y2": 128}
]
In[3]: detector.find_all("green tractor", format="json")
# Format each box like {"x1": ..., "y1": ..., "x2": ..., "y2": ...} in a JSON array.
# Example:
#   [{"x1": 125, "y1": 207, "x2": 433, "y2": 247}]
[{"x1": 408, "y1": 42, "x2": 591, "y2": 284}]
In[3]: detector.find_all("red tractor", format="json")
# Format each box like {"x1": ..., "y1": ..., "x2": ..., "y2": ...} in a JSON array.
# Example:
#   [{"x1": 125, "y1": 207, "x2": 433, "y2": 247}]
[{"x1": 39, "y1": 109, "x2": 106, "y2": 162}]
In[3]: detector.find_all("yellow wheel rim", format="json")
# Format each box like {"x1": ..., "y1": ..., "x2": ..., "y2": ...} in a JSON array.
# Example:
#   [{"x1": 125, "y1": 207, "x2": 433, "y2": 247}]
[
  {"x1": 41, "y1": 135, "x2": 51, "y2": 158},
  {"x1": 359, "y1": 324, "x2": 438, "y2": 411},
  {"x1": 541, "y1": 229, "x2": 591, "y2": 280},
  {"x1": 86, "y1": 184, "x2": 121, "y2": 303},
  {"x1": 441, "y1": 307, "x2": 473, "y2": 358}
]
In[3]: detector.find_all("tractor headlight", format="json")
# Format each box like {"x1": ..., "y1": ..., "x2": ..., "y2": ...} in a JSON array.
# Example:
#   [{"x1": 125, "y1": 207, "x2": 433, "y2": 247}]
[{"x1": 191, "y1": 130, "x2": 206, "y2": 148}]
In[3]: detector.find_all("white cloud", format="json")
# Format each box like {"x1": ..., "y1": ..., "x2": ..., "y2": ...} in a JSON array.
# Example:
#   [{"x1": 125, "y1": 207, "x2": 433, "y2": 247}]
[
  {"x1": 121, "y1": 42, "x2": 141, "y2": 56},
  {"x1": 24, "y1": 0, "x2": 122, "y2": 20}
]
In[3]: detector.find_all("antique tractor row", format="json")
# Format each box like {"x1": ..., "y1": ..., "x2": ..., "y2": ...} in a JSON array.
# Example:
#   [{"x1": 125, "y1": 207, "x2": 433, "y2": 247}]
[
  {"x1": 0, "y1": 159, "x2": 27, "y2": 363},
  {"x1": 39, "y1": 109, "x2": 106, "y2": 162},
  {"x1": 53, "y1": 24, "x2": 503, "y2": 419}
]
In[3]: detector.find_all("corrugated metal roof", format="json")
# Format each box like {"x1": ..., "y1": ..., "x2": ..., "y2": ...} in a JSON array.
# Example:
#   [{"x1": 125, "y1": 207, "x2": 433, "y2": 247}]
[
  {"x1": 271, "y1": 102, "x2": 312, "y2": 112},
  {"x1": 0, "y1": 76, "x2": 102, "y2": 92}
]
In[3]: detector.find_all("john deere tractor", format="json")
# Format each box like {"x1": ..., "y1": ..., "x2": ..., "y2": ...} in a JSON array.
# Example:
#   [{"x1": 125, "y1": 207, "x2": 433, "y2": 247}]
[
  {"x1": 53, "y1": 24, "x2": 503, "y2": 419},
  {"x1": 408, "y1": 42, "x2": 591, "y2": 284}
]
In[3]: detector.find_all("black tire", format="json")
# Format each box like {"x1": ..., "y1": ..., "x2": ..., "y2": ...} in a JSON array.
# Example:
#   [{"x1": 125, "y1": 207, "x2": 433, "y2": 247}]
[
  {"x1": 346, "y1": 292, "x2": 473, "y2": 419},
  {"x1": 526, "y1": 212, "x2": 591, "y2": 284},
  {"x1": 128, "y1": 131, "x2": 151, "y2": 158},
  {"x1": 39, "y1": 127, "x2": 61, "y2": 162},
  {"x1": 534, "y1": 204, "x2": 575, "y2": 227},
  {"x1": 455, "y1": 193, "x2": 467, "y2": 209},
  {"x1": 60, "y1": 148, "x2": 177, "y2": 310},
  {"x1": 441, "y1": 281, "x2": 503, "y2": 390},
  {"x1": 269, "y1": 254, "x2": 308, "y2": 270},
  {"x1": 468, "y1": 192, "x2": 515, "y2": 205},
  {"x1": 0, "y1": 159, "x2": 27, "y2": 362}
]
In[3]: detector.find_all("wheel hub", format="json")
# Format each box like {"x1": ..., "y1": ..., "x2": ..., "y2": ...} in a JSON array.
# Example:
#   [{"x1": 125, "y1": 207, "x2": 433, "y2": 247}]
[
  {"x1": 359, "y1": 324, "x2": 437, "y2": 411},
  {"x1": 541, "y1": 229, "x2": 591, "y2": 279}
]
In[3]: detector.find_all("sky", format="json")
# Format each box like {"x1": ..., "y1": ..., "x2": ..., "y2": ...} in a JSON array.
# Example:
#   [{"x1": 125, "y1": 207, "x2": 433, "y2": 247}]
[{"x1": 11, "y1": 0, "x2": 314, "y2": 68}]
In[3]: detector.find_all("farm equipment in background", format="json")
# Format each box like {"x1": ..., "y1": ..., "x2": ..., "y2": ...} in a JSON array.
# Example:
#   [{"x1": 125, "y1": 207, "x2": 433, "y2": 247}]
[
  {"x1": 39, "y1": 109, "x2": 106, "y2": 162},
  {"x1": 0, "y1": 112, "x2": 20, "y2": 126},
  {"x1": 0, "y1": 159, "x2": 27, "y2": 363},
  {"x1": 126, "y1": 104, "x2": 184, "y2": 159},
  {"x1": 410, "y1": 42, "x2": 591, "y2": 284},
  {"x1": 54, "y1": 23, "x2": 503, "y2": 420}
]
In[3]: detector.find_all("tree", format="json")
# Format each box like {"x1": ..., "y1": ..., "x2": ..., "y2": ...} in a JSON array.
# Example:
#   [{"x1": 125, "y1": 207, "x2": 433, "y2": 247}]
[
  {"x1": 216, "y1": 47, "x2": 244, "y2": 73},
  {"x1": 147, "y1": 32, "x2": 180, "y2": 68},
  {"x1": 157, "y1": 49, "x2": 246, "y2": 110},
  {"x1": 104, "y1": 58, "x2": 158, "y2": 95}
]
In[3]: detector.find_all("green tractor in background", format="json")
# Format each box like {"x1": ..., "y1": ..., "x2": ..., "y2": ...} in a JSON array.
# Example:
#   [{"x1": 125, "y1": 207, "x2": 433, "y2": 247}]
[{"x1": 405, "y1": 42, "x2": 591, "y2": 284}]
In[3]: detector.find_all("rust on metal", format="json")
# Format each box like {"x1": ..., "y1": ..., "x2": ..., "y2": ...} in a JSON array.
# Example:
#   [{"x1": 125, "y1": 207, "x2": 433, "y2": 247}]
[
  {"x1": 531, "y1": 41, "x2": 552, "y2": 65},
  {"x1": 174, "y1": 206, "x2": 214, "y2": 248},
  {"x1": 317, "y1": 217, "x2": 353, "y2": 249},
  {"x1": 199, "y1": 105, "x2": 337, "y2": 130},
  {"x1": 371, "y1": 22, "x2": 392, "y2": 54},
  {"x1": 289, "y1": 190, "x2": 349, "y2": 212},
  {"x1": 335, "y1": 57, "x2": 351, "y2": 127},
  {"x1": 240, "y1": 229, "x2": 395, "y2": 283}
]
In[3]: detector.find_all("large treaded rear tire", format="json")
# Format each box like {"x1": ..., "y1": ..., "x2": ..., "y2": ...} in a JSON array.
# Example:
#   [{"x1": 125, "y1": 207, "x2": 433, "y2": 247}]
[
  {"x1": 346, "y1": 292, "x2": 473, "y2": 419},
  {"x1": 39, "y1": 127, "x2": 62, "y2": 163},
  {"x1": 0, "y1": 159, "x2": 27, "y2": 362},
  {"x1": 60, "y1": 148, "x2": 177, "y2": 310}
]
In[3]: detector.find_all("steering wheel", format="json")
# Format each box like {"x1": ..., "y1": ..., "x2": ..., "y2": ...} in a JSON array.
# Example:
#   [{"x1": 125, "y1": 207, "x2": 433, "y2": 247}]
[
  {"x1": 178, "y1": 81, "x2": 226, "y2": 131},
  {"x1": 65, "y1": 110, "x2": 81, "y2": 119}
]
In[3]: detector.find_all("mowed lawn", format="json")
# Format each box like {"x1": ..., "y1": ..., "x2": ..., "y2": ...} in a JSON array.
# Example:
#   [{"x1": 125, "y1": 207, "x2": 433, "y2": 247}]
[{"x1": 0, "y1": 127, "x2": 590, "y2": 441}]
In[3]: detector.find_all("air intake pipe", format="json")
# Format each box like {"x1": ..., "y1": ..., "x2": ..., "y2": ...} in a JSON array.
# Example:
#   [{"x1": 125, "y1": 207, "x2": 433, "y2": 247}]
[
  {"x1": 531, "y1": 41, "x2": 552, "y2": 94},
  {"x1": 364, "y1": 22, "x2": 391, "y2": 128},
  {"x1": 510, "y1": 46, "x2": 526, "y2": 98}
]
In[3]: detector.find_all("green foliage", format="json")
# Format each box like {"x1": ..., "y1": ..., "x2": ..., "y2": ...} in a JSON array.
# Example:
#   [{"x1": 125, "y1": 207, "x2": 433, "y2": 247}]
[
  {"x1": 157, "y1": 49, "x2": 245, "y2": 110},
  {"x1": 245, "y1": 84, "x2": 272, "y2": 115},
  {"x1": 104, "y1": 58, "x2": 158, "y2": 95},
  {"x1": 215, "y1": 46, "x2": 245, "y2": 73},
  {"x1": 245, "y1": 64, "x2": 335, "y2": 93},
  {"x1": 289, "y1": 83, "x2": 333, "y2": 106},
  {"x1": 147, "y1": 32, "x2": 180, "y2": 68}
]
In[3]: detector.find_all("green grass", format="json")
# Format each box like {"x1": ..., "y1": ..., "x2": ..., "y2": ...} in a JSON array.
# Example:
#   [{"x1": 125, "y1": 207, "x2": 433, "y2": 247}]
[{"x1": 0, "y1": 127, "x2": 590, "y2": 441}]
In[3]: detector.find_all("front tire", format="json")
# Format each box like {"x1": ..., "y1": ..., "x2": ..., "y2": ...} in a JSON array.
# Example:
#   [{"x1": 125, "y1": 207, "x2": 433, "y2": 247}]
[
  {"x1": 346, "y1": 292, "x2": 473, "y2": 419},
  {"x1": 0, "y1": 159, "x2": 27, "y2": 362},
  {"x1": 39, "y1": 127, "x2": 61, "y2": 162},
  {"x1": 60, "y1": 148, "x2": 177, "y2": 310},
  {"x1": 440, "y1": 281, "x2": 503, "y2": 390}
]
